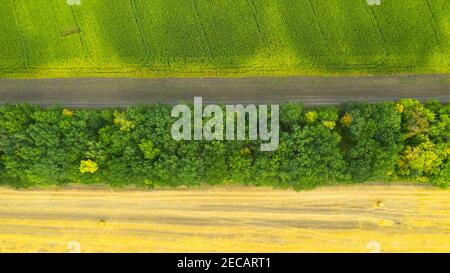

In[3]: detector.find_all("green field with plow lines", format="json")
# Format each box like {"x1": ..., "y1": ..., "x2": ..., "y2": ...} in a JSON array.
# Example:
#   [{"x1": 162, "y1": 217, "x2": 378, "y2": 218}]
[{"x1": 0, "y1": 0, "x2": 449, "y2": 78}]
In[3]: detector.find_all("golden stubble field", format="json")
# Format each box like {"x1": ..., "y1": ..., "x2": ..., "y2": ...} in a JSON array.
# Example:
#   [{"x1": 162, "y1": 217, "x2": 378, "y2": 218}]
[{"x1": 0, "y1": 184, "x2": 448, "y2": 253}]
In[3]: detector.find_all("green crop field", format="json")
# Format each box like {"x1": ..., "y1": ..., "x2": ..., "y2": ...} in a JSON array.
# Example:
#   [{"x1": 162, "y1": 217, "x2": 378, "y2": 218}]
[{"x1": 0, "y1": 0, "x2": 449, "y2": 78}]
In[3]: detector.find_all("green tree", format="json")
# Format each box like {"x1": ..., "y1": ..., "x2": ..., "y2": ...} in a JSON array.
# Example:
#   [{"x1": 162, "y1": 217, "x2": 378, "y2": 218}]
[{"x1": 342, "y1": 102, "x2": 402, "y2": 182}]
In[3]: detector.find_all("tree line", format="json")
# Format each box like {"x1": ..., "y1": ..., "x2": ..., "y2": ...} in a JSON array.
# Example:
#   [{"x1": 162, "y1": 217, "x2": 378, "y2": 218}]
[{"x1": 0, "y1": 99, "x2": 448, "y2": 190}]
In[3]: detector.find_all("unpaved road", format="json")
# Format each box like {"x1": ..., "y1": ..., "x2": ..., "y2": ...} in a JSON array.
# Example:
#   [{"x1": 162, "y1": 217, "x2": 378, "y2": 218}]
[
  {"x1": 0, "y1": 74, "x2": 449, "y2": 107},
  {"x1": 0, "y1": 185, "x2": 449, "y2": 253}
]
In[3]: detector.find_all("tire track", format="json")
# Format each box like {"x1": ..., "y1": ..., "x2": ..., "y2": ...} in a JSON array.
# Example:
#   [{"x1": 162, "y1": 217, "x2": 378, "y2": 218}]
[
  {"x1": 247, "y1": 0, "x2": 268, "y2": 44},
  {"x1": 423, "y1": 0, "x2": 444, "y2": 54},
  {"x1": 307, "y1": 0, "x2": 333, "y2": 58},
  {"x1": 191, "y1": 0, "x2": 212, "y2": 57},
  {"x1": 12, "y1": 0, "x2": 29, "y2": 69},
  {"x1": 366, "y1": 6, "x2": 390, "y2": 58},
  {"x1": 69, "y1": 6, "x2": 86, "y2": 52},
  {"x1": 129, "y1": 0, "x2": 150, "y2": 65}
]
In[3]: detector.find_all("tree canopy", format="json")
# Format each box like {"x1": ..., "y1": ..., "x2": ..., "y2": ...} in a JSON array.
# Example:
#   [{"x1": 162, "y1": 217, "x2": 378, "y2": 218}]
[{"x1": 0, "y1": 100, "x2": 448, "y2": 189}]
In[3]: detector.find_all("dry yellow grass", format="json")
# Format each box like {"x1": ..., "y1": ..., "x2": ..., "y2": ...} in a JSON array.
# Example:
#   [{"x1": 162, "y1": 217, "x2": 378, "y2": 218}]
[{"x1": 0, "y1": 184, "x2": 448, "y2": 253}]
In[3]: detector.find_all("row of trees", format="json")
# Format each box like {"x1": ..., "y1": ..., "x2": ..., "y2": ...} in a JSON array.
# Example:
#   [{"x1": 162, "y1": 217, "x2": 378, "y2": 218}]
[{"x1": 0, "y1": 99, "x2": 448, "y2": 189}]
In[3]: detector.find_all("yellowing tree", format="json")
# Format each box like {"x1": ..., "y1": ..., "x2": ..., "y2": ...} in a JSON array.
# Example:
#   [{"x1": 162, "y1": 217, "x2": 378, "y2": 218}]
[
  {"x1": 395, "y1": 103, "x2": 404, "y2": 113},
  {"x1": 80, "y1": 160, "x2": 99, "y2": 174},
  {"x1": 139, "y1": 140, "x2": 160, "y2": 160},
  {"x1": 305, "y1": 111, "x2": 318, "y2": 124},
  {"x1": 62, "y1": 108, "x2": 74, "y2": 117},
  {"x1": 240, "y1": 147, "x2": 252, "y2": 156},
  {"x1": 322, "y1": 120, "x2": 336, "y2": 130},
  {"x1": 397, "y1": 141, "x2": 442, "y2": 176},
  {"x1": 113, "y1": 111, "x2": 135, "y2": 132},
  {"x1": 340, "y1": 112, "x2": 353, "y2": 127},
  {"x1": 399, "y1": 99, "x2": 435, "y2": 139}
]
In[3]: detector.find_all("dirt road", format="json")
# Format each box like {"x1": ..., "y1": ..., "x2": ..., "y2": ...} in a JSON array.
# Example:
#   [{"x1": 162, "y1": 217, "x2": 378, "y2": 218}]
[
  {"x1": 0, "y1": 184, "x2": 448, "y2": 253},
  {"x1": 0, "y1": 75, "x2": 449, "y2": 107}
]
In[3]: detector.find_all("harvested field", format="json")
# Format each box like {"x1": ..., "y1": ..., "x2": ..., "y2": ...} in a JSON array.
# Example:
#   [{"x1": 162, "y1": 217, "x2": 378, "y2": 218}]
[{"x1": 0, "y1": 185, "x2": 448, "y2": 253}]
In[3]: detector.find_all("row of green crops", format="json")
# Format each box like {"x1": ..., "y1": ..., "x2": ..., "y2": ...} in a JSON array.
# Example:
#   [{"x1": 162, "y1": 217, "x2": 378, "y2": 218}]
[
  {"x1": 0, "y1": 99, "x2": 448, "y2": 189},
  {"x1": 0, "y1": 0, "x2": 448, "y2": 77}
]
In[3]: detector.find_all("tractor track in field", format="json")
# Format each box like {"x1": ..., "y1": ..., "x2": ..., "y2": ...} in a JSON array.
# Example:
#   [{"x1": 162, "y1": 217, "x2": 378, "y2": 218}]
[{"x1": 0, "y1": 74, "x2": 448, "y2": 108}]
